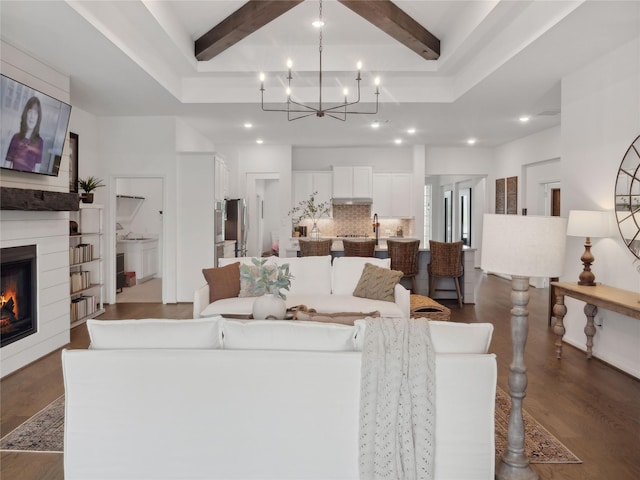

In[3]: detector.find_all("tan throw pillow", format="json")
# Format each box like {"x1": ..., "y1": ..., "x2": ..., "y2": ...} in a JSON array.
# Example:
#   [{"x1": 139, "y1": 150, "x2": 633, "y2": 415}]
[
  {"x1": 294, "y1": 310, "x2": 380, "y2": 326},
  {"x1": 352, "y1": 263, "x2": 403, "y2": 302},
  {"x1": 202, "y1": 262, "x2": 240, "y2": 303}
]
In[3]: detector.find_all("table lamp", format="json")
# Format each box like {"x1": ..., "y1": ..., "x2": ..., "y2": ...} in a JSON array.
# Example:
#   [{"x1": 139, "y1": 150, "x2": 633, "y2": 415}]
[
  {"x1": 566, "y1": 210, "x2": 610, "y2": 286},
  {"x1": 481, "y1": 214, "x2": 567, "y2": 480}
]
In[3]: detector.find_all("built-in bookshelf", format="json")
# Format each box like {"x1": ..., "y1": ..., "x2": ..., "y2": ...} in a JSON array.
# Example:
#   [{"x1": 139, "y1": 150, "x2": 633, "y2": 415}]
[{"x1": 69, "y1": 204, "x2": 104, "y2": 327}]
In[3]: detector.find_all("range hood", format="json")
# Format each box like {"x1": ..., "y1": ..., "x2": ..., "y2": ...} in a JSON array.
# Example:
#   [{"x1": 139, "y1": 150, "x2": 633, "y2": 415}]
[
  {"x1": 116, "y1": 194, "x2": 145, "y2": 224},
  {"x1": 332, "y1": 197, "x2": 372, "y2": 205}
]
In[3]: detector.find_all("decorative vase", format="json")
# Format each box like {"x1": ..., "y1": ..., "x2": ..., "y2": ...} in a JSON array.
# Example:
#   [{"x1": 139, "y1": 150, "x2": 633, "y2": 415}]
[
  {"x1": 310, "y1": 222, "x2": 321, "y2": 240},
  {"x1": 252, "y1": 292, "x2": 286, "y2": 320}
]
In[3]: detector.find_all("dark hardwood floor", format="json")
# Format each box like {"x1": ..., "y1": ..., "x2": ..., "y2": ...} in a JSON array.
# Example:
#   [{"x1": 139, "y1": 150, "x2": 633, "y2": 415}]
[{"x1": 1, "y1": 274, "x2": 638, "y2": 480}]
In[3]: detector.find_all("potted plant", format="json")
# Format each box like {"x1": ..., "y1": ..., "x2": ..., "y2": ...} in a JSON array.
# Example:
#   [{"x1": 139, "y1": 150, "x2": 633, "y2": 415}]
[
  {"x1": 288, "y1": 191, "x2": 332, "y2": 240},
  {"x1": 78, "y1": 176, "x2": 105, "y2": 204},
  {"x1": 240, "y1": 258, "x2": 293, "y2": 319}
]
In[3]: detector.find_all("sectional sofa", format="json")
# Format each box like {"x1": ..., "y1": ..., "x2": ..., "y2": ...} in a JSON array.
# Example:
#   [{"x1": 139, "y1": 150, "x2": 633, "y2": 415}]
[
  {"x1": 193, "y1": 255, "x2": 410, "y2": 319},
  {"x1": 63, "y1": 317, "x2": 497, "y2": 479}
]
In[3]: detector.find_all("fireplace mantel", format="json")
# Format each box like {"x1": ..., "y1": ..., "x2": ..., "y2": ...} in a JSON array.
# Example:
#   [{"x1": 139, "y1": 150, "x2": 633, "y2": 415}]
[{"x1": 1, "y1": 187, "x2": 79, "y2": 211}]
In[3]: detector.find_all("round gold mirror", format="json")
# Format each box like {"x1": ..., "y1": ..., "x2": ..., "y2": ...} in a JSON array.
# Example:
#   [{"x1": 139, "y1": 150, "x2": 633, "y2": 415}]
[{"x1": 615, "y1": 134, "x2": 640, "y2": 259}]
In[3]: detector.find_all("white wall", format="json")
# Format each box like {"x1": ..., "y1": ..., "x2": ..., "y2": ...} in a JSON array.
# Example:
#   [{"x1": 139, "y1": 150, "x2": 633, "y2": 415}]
[
  {"x1": 559, "y1": 36, "x2": 640, "y2": 377},
  {"x1": 176, "y1": 154, "x2": 215, "y2": 302}
]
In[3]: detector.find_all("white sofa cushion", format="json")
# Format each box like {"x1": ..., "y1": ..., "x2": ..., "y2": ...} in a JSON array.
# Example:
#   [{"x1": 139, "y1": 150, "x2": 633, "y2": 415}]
[
  {"x1": 273, "y1": 255, "x2": 332, "y2": 295},
  {"x1": 87, "y1": 318, "x2": 223, "y2": 349},
  {"x1": 429, "y1": 321, "x2": 493, "y2": 353},
  {"x1": 218, "y1": 256, "x2": 277, "y2": 268},
  {"x1": 355, "y1": 320, "x2": 493, "y2": 354},
  {"x1": 221, "y1": 319, "x2": 361, "y2": 351},
  {"x1": 331, "y1": 256, "x2": 391, "y2": 295}
]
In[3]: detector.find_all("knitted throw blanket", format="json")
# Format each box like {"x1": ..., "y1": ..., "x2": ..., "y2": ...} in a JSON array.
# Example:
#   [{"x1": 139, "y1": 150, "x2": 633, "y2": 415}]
[{"x1": 359, "y1": 317, "x2": 436, "y2": 480}]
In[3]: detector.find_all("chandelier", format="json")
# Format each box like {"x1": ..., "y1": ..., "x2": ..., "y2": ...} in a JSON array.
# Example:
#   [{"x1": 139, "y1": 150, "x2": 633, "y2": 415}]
[{"x1": 259, "y1": 0, "x2": 380, "y2": 121}]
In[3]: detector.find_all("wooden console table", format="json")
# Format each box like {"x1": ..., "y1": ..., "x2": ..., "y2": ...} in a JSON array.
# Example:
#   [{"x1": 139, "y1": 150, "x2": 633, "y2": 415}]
[{"x1": 550, "y1": 282, "x2": 640, "y2": 359}]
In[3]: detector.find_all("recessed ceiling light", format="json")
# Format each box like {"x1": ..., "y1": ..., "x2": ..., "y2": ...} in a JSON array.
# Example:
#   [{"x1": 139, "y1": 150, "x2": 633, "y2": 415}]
[
  {"x1": 256, "y1": 139, "x2": 264, "y2": 144},
  {"x1": 519, "y1": 116, "x2": 531, "y2": 123},
  {"x1": 244, "y1": 123, "x2": 253, "y2": 129},
  {"x1": 371, "y1": 121, "x2": 380, "y2": 129},
  {"x1": 394, "y1": 138, "x2": 403, "y2": 145},
  {"x1": 467, "y1": 138, "x2": 477, "y2": 145},
  {"x1": 407, "y1": 128, "x2": 416, "y2": 134},
  {"x1": 312, "y1": 20, "x2": 324, "y2": 28}
]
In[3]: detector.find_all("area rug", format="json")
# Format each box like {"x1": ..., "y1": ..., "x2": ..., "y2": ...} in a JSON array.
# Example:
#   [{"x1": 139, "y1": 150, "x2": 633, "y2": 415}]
[
  {"x1": 0, "y1": 395, "x2": 64, "y2": 453},
  {"x1": 495, "y1": 387, "x2": 581, "y2": 464},
  {"x1": 2, "y1": 391, "x2": 581, "y2": 464}
]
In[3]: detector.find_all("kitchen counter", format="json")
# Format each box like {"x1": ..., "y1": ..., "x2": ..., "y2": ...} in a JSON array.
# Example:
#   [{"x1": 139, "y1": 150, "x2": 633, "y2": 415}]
[{"x1": 284, "y1": 239, "x2": 476, "y2": 303}]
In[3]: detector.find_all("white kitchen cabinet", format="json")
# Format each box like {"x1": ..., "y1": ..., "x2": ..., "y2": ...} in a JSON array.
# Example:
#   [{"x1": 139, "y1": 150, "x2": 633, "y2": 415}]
[
  {"x1": 120, "y1": 239, "x2": 159, "y2": 283},
  {"x1": 332, "y1": 166, "x2": 372, "y2": 199},
  {"x1": 372, "y1": 173, "x2": 413, "y2": 217},
  {"x1": 293, "y1": 171, "x2": 332, "y2": 208}
]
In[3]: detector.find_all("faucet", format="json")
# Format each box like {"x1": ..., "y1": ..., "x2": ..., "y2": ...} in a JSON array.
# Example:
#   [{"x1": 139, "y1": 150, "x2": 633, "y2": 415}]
[{"x1": 373, "y1": 213, "x2": 379, "y2": 246}]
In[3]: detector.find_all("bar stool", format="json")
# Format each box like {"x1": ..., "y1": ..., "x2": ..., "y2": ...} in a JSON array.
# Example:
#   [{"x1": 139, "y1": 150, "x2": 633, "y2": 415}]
[
  {"x1": 299, "y1": 239, "x2": 332, "y2": 257},
  {"x1": 343, "y1": 239, "x2": 376, "y2": 257},
  {"x1": 386, "y1": 239, "x2": 420, "y2": 293},
  {"x1": 428, "y1": 240, "x2": 464, "y2": 308}
]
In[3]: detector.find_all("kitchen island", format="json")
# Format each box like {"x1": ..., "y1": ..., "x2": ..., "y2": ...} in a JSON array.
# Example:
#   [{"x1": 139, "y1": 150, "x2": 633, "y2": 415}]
[{"x1": 285, "y1": 238, "x2": 476, "y2": 304}]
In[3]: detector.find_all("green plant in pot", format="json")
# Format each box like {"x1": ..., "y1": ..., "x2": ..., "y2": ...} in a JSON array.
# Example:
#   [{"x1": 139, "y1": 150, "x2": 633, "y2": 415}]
[
  {"x1": 239, "y1": 258, "x2": 293, "y2": 319},
  {"x1": 78, "y1": 176, "x2": 105, "y2": 204}
]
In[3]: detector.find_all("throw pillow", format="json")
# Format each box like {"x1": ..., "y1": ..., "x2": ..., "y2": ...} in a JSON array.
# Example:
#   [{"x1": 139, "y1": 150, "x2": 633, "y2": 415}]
[
  {"x1": 294, "y1": 310, "x2": 380, "y2": 326},
  {"x1": 352, "y1": 263, "x2": 403, "y2": 302},
  {"x1": 238, "y1": 264, "x2": 277, "y2": 297},
  {"x1": 202, "y1": 262, "x2": 240, "y2": 303}
]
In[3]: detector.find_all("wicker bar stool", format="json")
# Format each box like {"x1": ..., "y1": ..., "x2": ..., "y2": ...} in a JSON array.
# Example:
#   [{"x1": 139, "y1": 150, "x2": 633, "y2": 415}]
[
  {"x1": 299, "y1": 239, "x2": 332, "y2": 257},
  {"x1": 342, "y1": 239, "x2": 376, "y2": 257},
  {"x1": 428, "y1": 240, "x2": 464, "y2": 308},
  {"x1": 386, "y1": 239, "x2": 420, "y2": 293}
]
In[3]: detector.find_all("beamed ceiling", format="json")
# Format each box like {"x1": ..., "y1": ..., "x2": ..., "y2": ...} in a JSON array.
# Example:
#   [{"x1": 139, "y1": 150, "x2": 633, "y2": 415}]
[{"x1": 1, "y1": 1, "x2": 638, "y2": 148}]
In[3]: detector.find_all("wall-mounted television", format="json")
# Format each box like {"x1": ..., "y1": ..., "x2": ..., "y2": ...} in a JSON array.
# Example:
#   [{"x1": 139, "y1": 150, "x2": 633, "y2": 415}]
[{"x1": 0, "y1": 74, "x2": 72, "y2": 177}]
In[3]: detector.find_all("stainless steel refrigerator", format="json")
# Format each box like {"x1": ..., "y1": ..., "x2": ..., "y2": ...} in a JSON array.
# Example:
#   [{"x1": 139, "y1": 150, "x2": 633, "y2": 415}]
[{"x1": 225, "y1": 198, "x2": 247, "y2": 257}]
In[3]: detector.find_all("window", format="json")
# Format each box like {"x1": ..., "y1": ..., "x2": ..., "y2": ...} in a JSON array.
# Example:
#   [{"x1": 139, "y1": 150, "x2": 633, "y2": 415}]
[
  {"x1": 459, "y1": 187, "x2": 471, "y2": 246},
  {"x1": 423, "y1": 184, "x2": 431, "y2": 244},
  {"x1": 444, "y1": 190, "x2": 452, "y2": 242}
]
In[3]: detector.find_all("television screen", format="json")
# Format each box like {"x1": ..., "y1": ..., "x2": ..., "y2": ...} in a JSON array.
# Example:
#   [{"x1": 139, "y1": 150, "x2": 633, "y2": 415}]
[{"x1": 0, "y1": 74, "x2": 71, "y2": 177}]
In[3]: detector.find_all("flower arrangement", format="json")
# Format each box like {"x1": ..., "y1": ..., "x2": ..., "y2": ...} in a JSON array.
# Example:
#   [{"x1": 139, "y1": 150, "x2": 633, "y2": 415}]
[
  {"x1": 288, "y1": 191, "x2": 332, "y2": 227},
  {"x1": 239, "y1": 258, "x2": 293, "y2": 300}
]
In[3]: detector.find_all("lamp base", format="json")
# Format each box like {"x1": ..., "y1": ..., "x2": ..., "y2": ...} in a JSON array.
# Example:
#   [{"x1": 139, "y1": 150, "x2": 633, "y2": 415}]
[{"x1": 578, "y1": 238, "x2": 596, "y2": 286}]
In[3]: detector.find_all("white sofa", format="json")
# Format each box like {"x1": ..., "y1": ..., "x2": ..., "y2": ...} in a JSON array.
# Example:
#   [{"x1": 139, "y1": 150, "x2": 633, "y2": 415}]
[
  {"x1": 194, "y1": 255, "x2": 410, "y2": 319},
  {"x1": 63, "y1": 317, "x2": 497, "y2": 480}
]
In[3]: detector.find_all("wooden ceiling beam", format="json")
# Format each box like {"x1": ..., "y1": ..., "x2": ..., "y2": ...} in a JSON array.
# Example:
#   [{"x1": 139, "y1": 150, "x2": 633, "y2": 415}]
[
  {"x1": 337, "y1": 0, "x2": 440, "y2": 60},
  {"x1": 195, "y1": 0, "x2": 304, "y2": 61}
]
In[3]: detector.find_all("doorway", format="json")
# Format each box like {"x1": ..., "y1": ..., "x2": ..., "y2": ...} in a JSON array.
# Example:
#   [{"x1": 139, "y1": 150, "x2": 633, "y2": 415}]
[
  {"x1": 245, "y1": 173, "x2": 280, "y2": 257},
  {"x1": 114, "y1": 177, "x2": 164, "y2": 303}
]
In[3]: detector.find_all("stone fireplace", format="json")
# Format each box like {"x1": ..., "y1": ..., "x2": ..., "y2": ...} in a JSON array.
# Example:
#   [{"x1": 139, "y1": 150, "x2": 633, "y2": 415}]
[{"x1": 1, "y1": 244, "x2": 37, "y2": 347}]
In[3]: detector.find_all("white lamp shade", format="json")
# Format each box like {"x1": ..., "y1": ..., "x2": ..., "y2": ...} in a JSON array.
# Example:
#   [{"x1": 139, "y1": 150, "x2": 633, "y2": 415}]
[
  {"x1": 566, "y1": 210, "x2": 610, "y2": 238},
  {"x1": 481, "y1": 214, "x2": 567, "y2": 278}
]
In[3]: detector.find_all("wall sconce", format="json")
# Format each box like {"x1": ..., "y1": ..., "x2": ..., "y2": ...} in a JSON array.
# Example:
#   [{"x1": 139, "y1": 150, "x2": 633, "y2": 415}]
[{"x1": 566, "y1": 210, "x2": 610, "y2": 286}]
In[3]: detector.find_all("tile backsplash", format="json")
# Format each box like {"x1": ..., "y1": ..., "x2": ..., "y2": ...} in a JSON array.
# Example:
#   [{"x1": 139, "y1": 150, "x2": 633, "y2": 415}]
[{"x1": 296, "y1": 204, "x2": 414, "y2": 238}]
